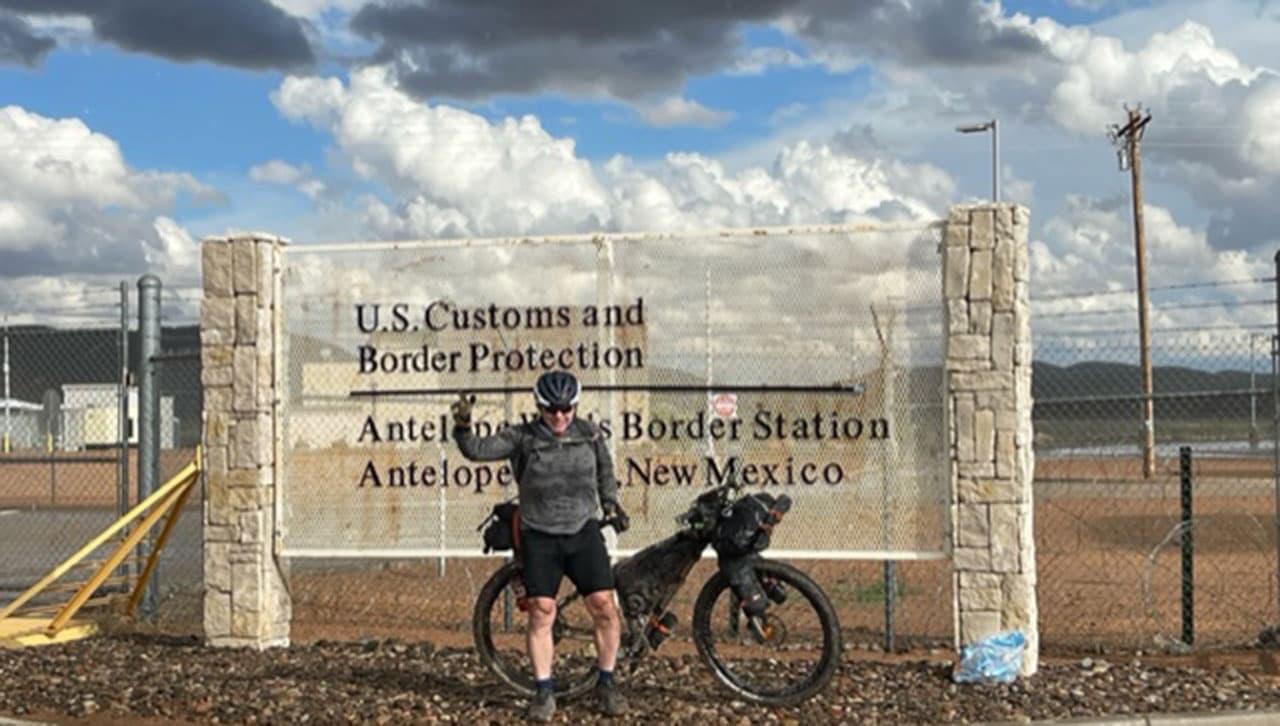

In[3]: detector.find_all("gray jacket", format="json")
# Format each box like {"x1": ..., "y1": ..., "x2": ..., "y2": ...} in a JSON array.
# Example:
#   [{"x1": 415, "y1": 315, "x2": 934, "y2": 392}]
[{"x1": 455, "y1": 418, "x2": 618, "y2": 535}]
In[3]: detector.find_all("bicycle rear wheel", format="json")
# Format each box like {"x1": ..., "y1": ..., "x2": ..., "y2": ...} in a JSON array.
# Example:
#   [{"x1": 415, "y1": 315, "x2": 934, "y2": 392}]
[
  {"x1": 471, "y1": 560, "x2": 600, "y2": 699},
  {"x1": 691, "y1": 559, "x2": 842, "y2": 706}
]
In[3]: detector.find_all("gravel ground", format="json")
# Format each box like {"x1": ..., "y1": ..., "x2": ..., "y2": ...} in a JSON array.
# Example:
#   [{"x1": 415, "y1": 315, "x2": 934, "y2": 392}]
[{"x1": 4, "y1": 632, "x2": 1280, "y2": 725}]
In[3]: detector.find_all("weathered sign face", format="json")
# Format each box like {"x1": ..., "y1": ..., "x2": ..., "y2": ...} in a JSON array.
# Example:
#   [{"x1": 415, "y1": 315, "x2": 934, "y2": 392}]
[{"x1": 279, "y1": 224, "x2": 947, "y2": 557}]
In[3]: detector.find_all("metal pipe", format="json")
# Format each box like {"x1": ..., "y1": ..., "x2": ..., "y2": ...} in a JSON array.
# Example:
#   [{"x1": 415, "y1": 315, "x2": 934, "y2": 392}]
[
  {"x1": 137, "y1": 273, "x2": 162, "y2": 616},
  {"x1": 1272, "y1": 249, "x2": 1280, "y2": 618},
  {"x1": 3, "y1": 317, "x2": 9, "y2": 453},
  {"x1": 1179, "y1": 446, "x2": 1193, "y2": 645},
  {"x1": 118, "y1": 281, "x2": 130, "y2": 516}
]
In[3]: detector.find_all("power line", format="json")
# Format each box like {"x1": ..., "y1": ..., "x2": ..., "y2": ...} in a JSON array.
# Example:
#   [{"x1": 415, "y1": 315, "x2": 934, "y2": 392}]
[{"x1": 1032, "y1": 276, "x2": 1274, "y2": 302}]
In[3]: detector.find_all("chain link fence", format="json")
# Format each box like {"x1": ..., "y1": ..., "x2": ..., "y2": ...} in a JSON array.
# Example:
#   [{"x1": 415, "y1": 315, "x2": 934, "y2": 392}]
[
  {"x1": 7, "y1": 269, "x2": 1280, "y2": 655},
  {"x1": 1034, "y1": 321, "x2": 1280, "y2": 651},
  {"x1": 0, "y1": 283, "x2": 204, "y2": 631}
]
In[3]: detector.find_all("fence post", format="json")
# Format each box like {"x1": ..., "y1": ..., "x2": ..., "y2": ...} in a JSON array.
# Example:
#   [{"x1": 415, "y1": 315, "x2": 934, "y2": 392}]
[
  {"x1": 1179, "y1": 446, "x2": 1193, "y2": 645},
  {"x1": 137, "y1": 273, "x2": 162, "y2": 616},
  {"x1": 118, "y1": 281, "x2": 130, "y2": 518},
  {"x1": 1272, "y1": 249, "x2": 1280, "y2": 620}
]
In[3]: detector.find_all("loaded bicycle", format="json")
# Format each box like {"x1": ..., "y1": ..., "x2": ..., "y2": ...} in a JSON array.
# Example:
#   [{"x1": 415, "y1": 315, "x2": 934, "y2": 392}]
[{"x1": 471, "y1": 478, "x2": 842, "y2": 706}]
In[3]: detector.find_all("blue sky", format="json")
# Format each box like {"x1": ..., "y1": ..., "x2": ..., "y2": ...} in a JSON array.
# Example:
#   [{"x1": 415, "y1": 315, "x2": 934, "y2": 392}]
[{"x1": 0, "y1": 0, "x2": 1277, "y2": 336}]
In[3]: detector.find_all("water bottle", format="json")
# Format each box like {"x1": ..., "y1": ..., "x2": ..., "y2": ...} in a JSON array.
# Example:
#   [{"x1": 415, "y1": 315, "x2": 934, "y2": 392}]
[
  {"x1": 513, "y1": 574, "x2": 529, "y2": 612},
  {"x1": 645, "y1": 611, "x2": 678, "y2": 649}
]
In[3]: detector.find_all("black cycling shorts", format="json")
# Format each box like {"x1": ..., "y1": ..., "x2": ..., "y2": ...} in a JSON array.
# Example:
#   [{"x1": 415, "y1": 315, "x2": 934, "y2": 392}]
[{"x1": 519, "y1": 519, "x2": 614, "y2": 598}]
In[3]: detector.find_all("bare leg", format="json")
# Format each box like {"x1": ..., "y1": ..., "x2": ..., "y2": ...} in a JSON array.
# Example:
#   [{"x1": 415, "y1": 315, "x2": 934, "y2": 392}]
[
  {"x1": 526, "y1": 596, "x2": 557, "y2": 680},
  {"x1": 584, "y1": 590, "x2": 621, "y2": 672}
]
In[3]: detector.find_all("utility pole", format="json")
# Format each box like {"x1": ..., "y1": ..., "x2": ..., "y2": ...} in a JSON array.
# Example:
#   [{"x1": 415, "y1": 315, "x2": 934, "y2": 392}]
[{"x1": 1109, "y1": 105, "x2": 1155, "y2": 479}]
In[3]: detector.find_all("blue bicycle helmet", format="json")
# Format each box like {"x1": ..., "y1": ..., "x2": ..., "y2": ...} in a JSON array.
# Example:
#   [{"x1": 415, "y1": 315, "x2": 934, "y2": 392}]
[{"x1": 533, "y1": 370, "x2": 580, "y2": 408}]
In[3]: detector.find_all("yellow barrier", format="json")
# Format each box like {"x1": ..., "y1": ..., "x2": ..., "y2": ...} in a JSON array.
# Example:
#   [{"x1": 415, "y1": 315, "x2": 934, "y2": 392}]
[{"x1": 0, "y1": 448, "x2": 201, "y2": 645}]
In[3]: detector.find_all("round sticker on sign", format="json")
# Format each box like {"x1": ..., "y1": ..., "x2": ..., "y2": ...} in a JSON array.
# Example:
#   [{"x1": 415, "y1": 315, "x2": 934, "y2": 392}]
[{"x1": 710, "y1": 392, "x2": 738, "y2": 419}]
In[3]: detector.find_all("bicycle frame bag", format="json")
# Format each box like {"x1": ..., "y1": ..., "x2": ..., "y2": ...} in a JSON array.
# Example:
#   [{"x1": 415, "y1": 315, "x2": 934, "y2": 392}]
[
  {"x1": 479, "y1": 501, "x2": 520, "y2": 554},
  {"x1": 712, "y1": 492, "x2": 792, "y2": 558},
  {"x1": 719, "y1": 554, "x2": 769, "y2": 616}
]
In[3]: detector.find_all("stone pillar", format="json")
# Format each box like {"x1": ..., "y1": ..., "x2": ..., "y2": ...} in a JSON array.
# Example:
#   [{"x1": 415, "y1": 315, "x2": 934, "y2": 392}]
[
  {"x1": 944, "y1": 203, "x2": 1038, "y2": 675},
  {"x1": 201, "y1": 233, "x2": 290, "y2": 648}
]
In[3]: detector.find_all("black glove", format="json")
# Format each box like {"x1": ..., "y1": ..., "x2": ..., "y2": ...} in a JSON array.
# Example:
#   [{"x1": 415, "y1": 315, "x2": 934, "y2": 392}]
[
  {"x1": 450, "y1": 393, "x2": 475, "y2": 429},
  {"x1": 603, "y1": 500, "x2": 630, "y2": 533}
]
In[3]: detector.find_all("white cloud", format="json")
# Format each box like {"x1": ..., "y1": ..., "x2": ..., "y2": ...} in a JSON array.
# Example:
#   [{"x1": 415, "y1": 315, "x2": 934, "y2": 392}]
[
  {"x1": 270, "y1": 67, "x2": 951, "y2": 240},
  {"x1": 0, "y1": 105, "x2": 210, "y2": 318},
  {"x1": 267, "y1": 0, "x2": 366, "y2": 20},
  {"x1": 250, "y1": 159, "x2": 306, "y2": 185},
  {"x1": 1031, "y1": 195, "x2": 1271, "y2": 334},
  {"x1": 635, "y1": 96, "x2": 735, "y2": 128}
]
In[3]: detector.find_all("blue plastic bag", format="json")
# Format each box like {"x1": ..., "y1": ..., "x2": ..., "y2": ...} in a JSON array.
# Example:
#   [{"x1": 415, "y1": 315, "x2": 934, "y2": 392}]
[{"x1": 953, "y1": 630, "x2": 1025, "y2": 684}]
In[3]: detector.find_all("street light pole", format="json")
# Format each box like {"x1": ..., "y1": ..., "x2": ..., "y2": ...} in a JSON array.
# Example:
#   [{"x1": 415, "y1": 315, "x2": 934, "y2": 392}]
[{"x1": 956, "y1": 119, "x2": 1000, "y2": 202}]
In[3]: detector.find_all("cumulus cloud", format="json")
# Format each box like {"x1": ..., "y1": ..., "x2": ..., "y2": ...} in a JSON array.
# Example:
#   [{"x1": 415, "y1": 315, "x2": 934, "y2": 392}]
[
  {"x1": 635, "y1": 96, "x2": 735, "y2": 128},
  {"x1": 0, "y1": 105, "x2": 210, "y2": 309},
  {"x1": 0, "y1": 9, "x2": 52, "y2": 66},
  {"x1": 271, "y1": 68, "x2": 949, "y2": 239},
  {"x1": 347, "y1": 0, "x2": 1046, "y2": 101},
  {"x1": 1031, "y1": 195, "x2": 1271, "y2": 335},
  {"x1": 0, "y1": 0, "x2": 314, "y2": 69}
]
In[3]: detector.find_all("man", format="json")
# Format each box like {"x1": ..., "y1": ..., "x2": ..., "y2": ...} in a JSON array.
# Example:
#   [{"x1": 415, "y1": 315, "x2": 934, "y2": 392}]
[{"x1": 452, "y1": 370, "x2": 630, "y2": 721}]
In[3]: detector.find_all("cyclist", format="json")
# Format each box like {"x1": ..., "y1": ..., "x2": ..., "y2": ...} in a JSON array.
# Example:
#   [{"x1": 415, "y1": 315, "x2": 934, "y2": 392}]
[{"x1": 452, "y1": 370, "x2": 630, "y2": 721}]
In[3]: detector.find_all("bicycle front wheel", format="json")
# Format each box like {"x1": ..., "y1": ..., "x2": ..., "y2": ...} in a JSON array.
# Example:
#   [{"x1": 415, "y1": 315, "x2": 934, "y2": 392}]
[
  {"x1": 471, "y1": 560, "x2": 600, "y2": 699},
  {"x1": 691, "y1": 559, "x2": 842, "y2": 706}
]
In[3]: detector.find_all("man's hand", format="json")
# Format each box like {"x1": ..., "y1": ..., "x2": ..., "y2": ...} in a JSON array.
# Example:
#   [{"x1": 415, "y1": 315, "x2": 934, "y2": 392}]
[
  {"x1": 603, "y1": 500, "x2": 630, "y2": 533},
  {"x1": 450, "y1": 393, "x2": 475, "y2": 429}
]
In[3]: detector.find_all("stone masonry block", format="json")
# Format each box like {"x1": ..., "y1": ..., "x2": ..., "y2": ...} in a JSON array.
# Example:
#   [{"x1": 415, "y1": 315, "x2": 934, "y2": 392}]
[
  {"x1": 205, "y1": 542, "x2": 232, "y2": 591},
  {"x1": 960, "y1": 610, "x2": 1002, "y2": 645},
  {"x1": 949, "y1": 334, "x2": 990, "y2": 361},
  {"x1": 256, "y1": 240, "x2": 275, "y2": 309},
  {"x1": 948, "y1": 298, "x2": 969, "y2": 335},
  {"x1": 205, "y1": 410, "x2": 229, "y2": 448},
  {"x1": 947, "y1": 206, "x2": 971, "y2": 225},
  {"x1": 233, "y1": 239, "x2": 258, "y2": 295},
  {"x1": 995, "y1": 204, "x2": 1014, "y2": 239},
  {"x1": 975, "y1": 409, "x2": 995, "y2": 462},
  {"x1": 960, "y1": 572, "x2": 1002, "y2": 591},
  {"x1": 202, "y1": 239, "x2": 232, "y2": 298},
  {"x1": 230, "y1": 416, "x2": 259, "y2": 469},
  {"x1": 951, "y1": 371, "x2": 1014, "y2": 391},
  {"x1": 970, "y1": 208, "x2": 995, "y2": 250},
  {"x1": 235, "y1": 295, "x2": 257, "y2": 345},
  {"x1": 202, "y1": 343, "x2": 233, "y2": 373},
  {"x1": 958, "y1": 476, "x2": 1021, "y2": 503},
  {"x1": 204, "y1": 386, "x2": 231, "y2": 416},
  {"x1": 944, "y1": 223, "x2": 970, "y2": 247},
  {"x1": 1001, "y1": 573, "x2": 1036, "y2": 632},
  {"x1": 204, "y1": 589, "x2": 232, "y2": 639},
  {"x1": 232, "y1": 560, "x2": 264, "y2": 614},
  {"x1": 202, "y1": 365, "x2": 232, "y2": 387},
  {"x1": 968, "y1": 301, "x2": 992, "y2": 335},
  {"x1": 945, "y1": 245, "x2": 970, "y2": 300},
  {"x1": 995, "y1": 431, "x2": 1016, "y2": 478},
  {"x1": 953, "y1": 546, "x2": 992, "y2": 571},
  {"x1": 239, "y1": 509, "x2": 265, "y2": 545},
  {"x1": 989, "y1": 504, "x2": 1024, "y2": 572},
  {"x1": 256, "y1": 347, "x2": 274, "y2": 410},
  {"x1": 957, "y1": 461, "x2": 996, "y2": 478},
  {"x1": 201, "y1": 297, "x2": 235, "y2": 346},
  {"x1": 956, "y1": 503, "x2": 990, "y2": 547},
  {"x1": 991, "y1": 313, "x2": 1015, "y2": 371},
  {"x1": 968, "y1": 249, "x2": 993, "y2": 301},
  {"x1": 959, "y1": 585, "x2": 1003, "y2": 612},
  {"x1": 993, "y1": 240, "x2": 1016, "y2": 311},
  {"x1": 233, "y1": 347, "x2": 257, "y2": 413},
  {"x1": 954, "y1": 394, "x2": 975, "y2": 462}
]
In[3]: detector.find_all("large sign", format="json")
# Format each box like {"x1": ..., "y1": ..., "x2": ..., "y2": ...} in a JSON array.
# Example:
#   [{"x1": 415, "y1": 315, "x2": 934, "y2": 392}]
[{"x1": 280, "y1": 225, "x2": 947, "y2": 557}]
